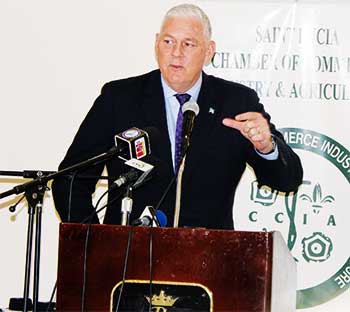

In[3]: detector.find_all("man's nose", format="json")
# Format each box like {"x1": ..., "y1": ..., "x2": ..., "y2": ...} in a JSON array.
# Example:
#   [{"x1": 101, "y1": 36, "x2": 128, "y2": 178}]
[{"x1": 171, "y1": 43, "x2": 184, "y2": 57}]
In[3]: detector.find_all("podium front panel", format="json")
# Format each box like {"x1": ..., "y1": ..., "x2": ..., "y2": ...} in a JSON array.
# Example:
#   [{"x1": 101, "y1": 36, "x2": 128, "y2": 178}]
[{"x1": 57, "y1": 224, "x2": 294, "y2": 311}]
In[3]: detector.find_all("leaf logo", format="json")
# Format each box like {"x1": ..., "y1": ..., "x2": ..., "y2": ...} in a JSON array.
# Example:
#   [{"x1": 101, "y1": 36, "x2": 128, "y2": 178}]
[{"x1": 299, "y1": 183, "x2": 335, "y2": 213}]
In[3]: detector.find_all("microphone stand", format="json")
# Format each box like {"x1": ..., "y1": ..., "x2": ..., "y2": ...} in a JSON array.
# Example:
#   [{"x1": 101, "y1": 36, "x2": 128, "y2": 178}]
[
  {"x1": 0, "y1": 147, "x2": 121, "y2": 312},
  {"x1": 120, "y1": 184, "x2": 133, "y2": 226},
  {"x1": 173, "y1": 156, "x2": 186, "y2": 228},
  {"x1": 23, "y1": 179, "x2": 47, "y2": 312},
  {"x1": 0, "y1": 170, "x2": 49, "y2": 312}
]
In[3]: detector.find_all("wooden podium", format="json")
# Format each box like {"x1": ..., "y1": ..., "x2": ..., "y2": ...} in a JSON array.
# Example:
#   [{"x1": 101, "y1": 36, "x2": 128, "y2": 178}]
[{"x1": 56, "y1": 223, "x2": 296, "y2": 311}]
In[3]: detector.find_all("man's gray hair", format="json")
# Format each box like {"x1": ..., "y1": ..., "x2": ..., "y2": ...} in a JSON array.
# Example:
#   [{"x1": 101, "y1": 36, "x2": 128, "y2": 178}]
[{"x1": 161, "y1": 3, "x2": 212, "y2": 40}]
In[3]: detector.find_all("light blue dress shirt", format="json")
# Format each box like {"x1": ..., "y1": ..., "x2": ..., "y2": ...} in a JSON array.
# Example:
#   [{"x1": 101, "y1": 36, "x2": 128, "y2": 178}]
[
  {"x1": 160, "y1": 74, "x2": 278, "y2": 170},
  {"x1": 161, "y1": 75, "x2": 202, "y2": 169}
]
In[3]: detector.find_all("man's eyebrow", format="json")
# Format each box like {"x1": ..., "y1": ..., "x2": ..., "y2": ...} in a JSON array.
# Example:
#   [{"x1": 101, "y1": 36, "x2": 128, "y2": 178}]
[{"x1": 183, "y1": 37, "x2": 200, "y2": 44}]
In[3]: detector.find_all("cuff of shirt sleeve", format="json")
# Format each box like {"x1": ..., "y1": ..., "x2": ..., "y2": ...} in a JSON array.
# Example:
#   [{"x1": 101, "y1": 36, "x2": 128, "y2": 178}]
[{"x1": 255, "y1": 136, "x2": 279, "y2": 160}]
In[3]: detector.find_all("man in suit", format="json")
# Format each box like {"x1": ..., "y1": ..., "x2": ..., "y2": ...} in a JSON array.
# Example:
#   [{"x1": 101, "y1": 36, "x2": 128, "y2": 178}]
[{"x1": 52, "y1": 3, "x2": 303, "y2": 229}]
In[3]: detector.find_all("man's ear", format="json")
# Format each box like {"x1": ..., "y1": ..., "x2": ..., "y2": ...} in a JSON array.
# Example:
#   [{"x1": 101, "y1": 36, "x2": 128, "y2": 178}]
[
  {"x1": 205, "y1": 40, "x2": 216, "y2": 66},
  {"x1": 155, "y1": 33, "x2": 160, "y2": 57}
]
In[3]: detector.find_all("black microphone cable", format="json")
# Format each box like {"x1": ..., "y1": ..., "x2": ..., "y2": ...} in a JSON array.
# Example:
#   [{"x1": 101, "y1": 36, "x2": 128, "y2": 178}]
[
  {"x1": 80, "y1": 175, "x2": 155, "y2": 312},
  {"x1": 45, "y1": 176, "x2": 125, "y2": 312},
  {"x1": 67, "y1": 172, "x2": 78, "y2": 222},
  {"x1": 44, "y1": 281, "x2": 56, "y2": 312},
  {"x1": 80, "y1": 186, "x2": 127, "y2": 312},
  {"x1": 115, "y1": 189, "x2": 160, "y2": 311},
  {"x1": 79, "y1": 169, "x2": 153, "y2": 225},
  {"x1": 114, "y1": 185, "x2": 162, "y2": 311},
  {"x1": 81, "y1": 222, "x2": 91, "y2": 312},
  {"x1": 141, "y1": 170, "x2": 177, "y2": 312},
  {"x1": 107, "y1": 155, "x2": 184, "y2": 311},
  {"x1": 54, "y1": 149, "x2": 160, "y2": 310},
  {"x1": 148, "y1": 227, "x2": 154, "y2": 312},
  {"x1": 80, "y1": 190, "x2": 120, "y2": 312},
  {"x1": 67, "y1": 172, "x2": 112, "y2": 222},
  {"x1": 114, "y1": 222, "x2": 134, "y2": 312},
  {"x1": 80, "y1": 187, "x2": 109, "y2": 224},
  {"x1": 42, "y1": 173, "x2": 115, "y2": 312},
  {"x1": 79, "y1": 185, "x2": 122, "y2": 312},
  {"x1": 15, "y1": 127, "x2": 158, "y2": 311}
]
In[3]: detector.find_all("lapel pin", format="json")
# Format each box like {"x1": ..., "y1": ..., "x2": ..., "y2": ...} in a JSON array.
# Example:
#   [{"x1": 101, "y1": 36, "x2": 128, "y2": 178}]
[{"x1": 209, "y1": 107, "x2": 215, "y2": 114}]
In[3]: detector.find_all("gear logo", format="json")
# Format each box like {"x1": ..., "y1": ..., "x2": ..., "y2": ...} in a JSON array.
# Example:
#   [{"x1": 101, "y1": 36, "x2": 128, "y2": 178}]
[
  {"x1": 250, "y1": 181, "x2": 278, "y2": 206},
  {"x1": 302, "y1": 232, "x2": 333, "y2": 262}
]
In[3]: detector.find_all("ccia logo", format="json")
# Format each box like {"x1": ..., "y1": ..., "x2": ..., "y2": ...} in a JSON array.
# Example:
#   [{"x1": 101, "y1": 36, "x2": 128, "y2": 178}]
[{"x1": 247, "y1": 128, "x2": 350, "y2": 309}]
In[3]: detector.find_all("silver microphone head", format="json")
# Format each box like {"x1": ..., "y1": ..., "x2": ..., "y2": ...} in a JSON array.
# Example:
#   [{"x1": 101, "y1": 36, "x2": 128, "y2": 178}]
[{"x1": 182, "y1": 100, "x2": 200, "y2": 116}]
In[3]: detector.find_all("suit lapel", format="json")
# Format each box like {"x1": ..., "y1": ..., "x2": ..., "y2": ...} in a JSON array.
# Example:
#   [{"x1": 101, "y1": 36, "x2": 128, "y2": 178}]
[
  {"x1": 182, "y1": 72, "x2": 218, "y2": 181},
  {"x1": 137, "y1": 70, "x2": 220, "y2": 179},
  {"x1": 139, "y1": 70, "x2": 173, "y2": 169}
]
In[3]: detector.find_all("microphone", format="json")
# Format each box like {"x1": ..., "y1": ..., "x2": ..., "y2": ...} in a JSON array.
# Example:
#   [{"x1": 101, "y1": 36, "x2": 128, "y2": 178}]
[
  {"x1": 131, "y1": 206, "x2": 167, "y2": 227},
  {"x1": 171, "y1": 101, "x2": 200, "y2": 228},
  {"x1": 110, "y1": 157, "x2": 155, "y2": 191},
  {"x1": 181, "y1": 101, "x2": 200, "y2": 156},
  {"x1": 112, "y1": 169, "x2": 139, "y2": 188},
  {"x1": 0, "y1": 127, "x2": 160, "y2": 200},
  {"x1": 154, "y1": 209, "x2": 167, "y2": 227},
  {"x1": 115, "y1": 127, "x2": 159, "y2": 161}
]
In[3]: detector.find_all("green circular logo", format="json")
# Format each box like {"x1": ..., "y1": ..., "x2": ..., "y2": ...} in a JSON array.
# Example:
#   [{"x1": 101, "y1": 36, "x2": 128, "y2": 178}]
[
  {"x1": 244, "y1": 127, "x2": 349, "y2": 308},
  {"x1": 280, "y1": 128, "x2": 349, "y2": 308}
]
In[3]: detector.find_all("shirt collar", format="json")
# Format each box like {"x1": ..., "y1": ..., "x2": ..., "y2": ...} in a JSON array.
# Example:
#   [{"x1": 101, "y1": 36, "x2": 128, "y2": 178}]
[{"x1": 160, "y1": 73, "x2": 202, "y2": 102}]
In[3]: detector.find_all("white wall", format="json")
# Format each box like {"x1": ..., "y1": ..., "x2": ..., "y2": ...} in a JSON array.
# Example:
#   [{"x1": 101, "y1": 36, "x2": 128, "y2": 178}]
[{"x1": 0, "y1": 0, "x2": 178, "y2": 307}]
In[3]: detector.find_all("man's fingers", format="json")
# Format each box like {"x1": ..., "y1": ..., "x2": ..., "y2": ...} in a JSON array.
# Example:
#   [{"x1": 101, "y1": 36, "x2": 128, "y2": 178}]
[
  {"x1": 250, "y1": 128, "x2": 269, "y2": 142},
  {"x1": 223, "y1": 114, "x2": 271, "y2": 144},
  {"x1": 222, "y1": 118, "x2": 243, "y2": 131},
  {"x1": 235, "y1": 112, "x2": 260, "y2": 121}
]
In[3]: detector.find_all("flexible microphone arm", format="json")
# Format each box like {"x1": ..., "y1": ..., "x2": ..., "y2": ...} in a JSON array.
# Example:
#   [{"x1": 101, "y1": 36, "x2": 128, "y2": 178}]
[
  {"x1": 152, "y1": 102, "x2": 200, "y2": 227},
  {"x1": 0, "y1": 170, "x2": 56, "y2": 178},
  {"x1": 0, "y1": 170, "x2": 113, "y2": 183},
  {"x1": 0, "y1": 146, "x2": 120, "y2": 199},
  {"x1": 0, "y1": 126, "x2": 159, "y2": 199}
]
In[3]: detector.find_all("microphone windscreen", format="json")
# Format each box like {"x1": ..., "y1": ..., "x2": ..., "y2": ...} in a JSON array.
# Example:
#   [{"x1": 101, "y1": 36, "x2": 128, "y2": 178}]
[
  {"x1": 182, "y1": 101, "x2": 200, "y2": 116},
  {"x1": 115, "y1": 127, "x2": 150, "y2": 160},
  {"x1": 114, "y1": 126, "x2": 161, "y2": 161},
  {"x1": 155, "y1": 210, "x2": 167, "y2": 227}
]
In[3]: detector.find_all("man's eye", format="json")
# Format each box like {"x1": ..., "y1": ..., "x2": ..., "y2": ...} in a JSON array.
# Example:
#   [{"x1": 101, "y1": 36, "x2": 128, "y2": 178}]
[
  {"x1": 184, "y1": 42, "x2": 196, "y2": 48},
  {"x1": 164, "y1": 39, "x2": 173, "y2": 45}
]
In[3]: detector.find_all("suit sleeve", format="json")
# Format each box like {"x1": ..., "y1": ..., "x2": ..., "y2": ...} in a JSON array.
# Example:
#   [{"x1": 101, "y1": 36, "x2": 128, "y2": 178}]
[
  {"x1": 244, "y1": 90, "x2": 303, "y2": 192},
  {"x1": 51, "y1": 83, "x2": 116, "y2": 223}
]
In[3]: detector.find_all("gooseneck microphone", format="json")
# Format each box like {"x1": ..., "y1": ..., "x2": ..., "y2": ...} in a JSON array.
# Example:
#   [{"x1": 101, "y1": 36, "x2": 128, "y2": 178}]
[
  {"x1": 148, "y1": 101, "x2": 200, "y2": 228},
  {"x1": 173, "y1": 101, "x2": 200, "y2": 228},
  {"x1": 181, "y1": 101, "x2": 200, "y2": 157}
]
